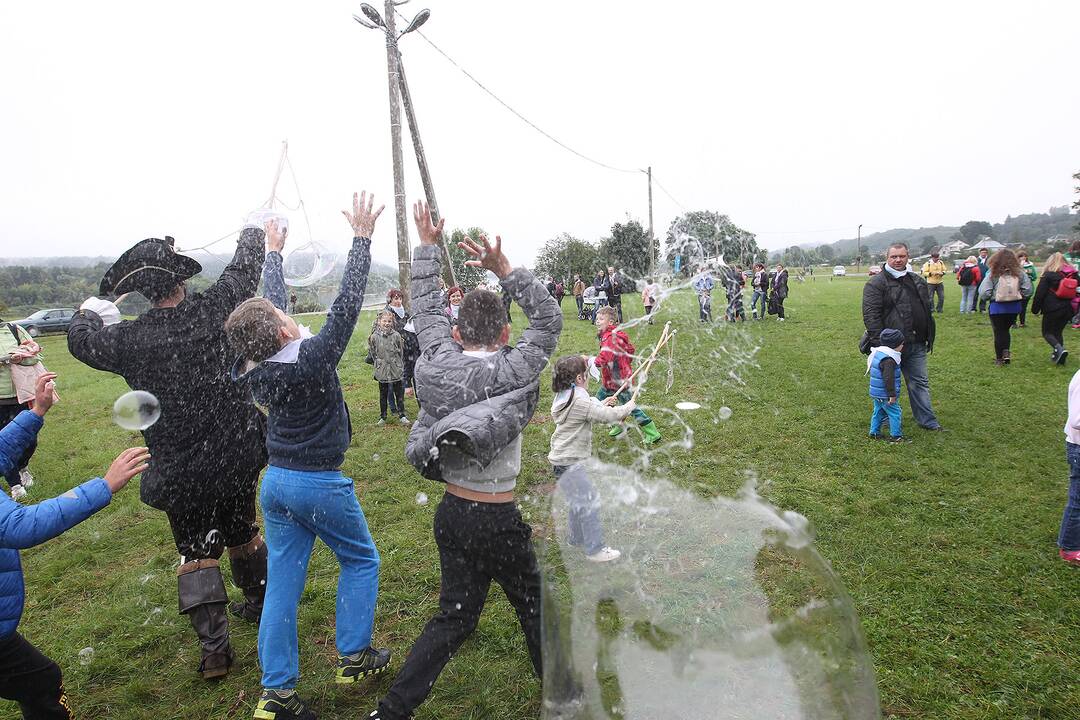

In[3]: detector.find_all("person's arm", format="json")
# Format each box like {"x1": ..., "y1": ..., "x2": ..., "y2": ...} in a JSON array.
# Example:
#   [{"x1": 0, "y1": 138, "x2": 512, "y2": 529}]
[
  {"x1": 9, "y1": 326, "x2": 41, "y2": 367},
  {"x1": 861, "y1": 279, "x2": 884, "y2": 344},
  {"x1": 1032, "y1": 277, "x2": 1048, "y2": 315},
  {"x1": 978, "y1": 272, "x2": 994, "y2": 300},
  {"x1": 880, "y1": 357, "x2": 897, "y2": 402},
  {"x1": 199, "y1": 225, "x2": 268, "y2": 324},
  {"x1": 585, "y1": 395, "x2": 635, "y2": 423},
  {"x1": 0, "y1": 410, "x2": 42, "y2": 478},
  {"x1": 261, "y1": 222, "x2": 288, "y2": 311},
  {"x1": 1021, "y1": 273, "x2": 1034, "y2": 299},
  {"x1": 67, "y1": 310, "x2": 126, "y2": 374},
  {"x1": 921, "y1": 262, "x2": 930, "y2": 278},
  {"x1": 305, "y1": 192, "x2": 381, "y2": 366},
  {"x1": 409, "y1": 201, "x2": 454, "y2": 356}
]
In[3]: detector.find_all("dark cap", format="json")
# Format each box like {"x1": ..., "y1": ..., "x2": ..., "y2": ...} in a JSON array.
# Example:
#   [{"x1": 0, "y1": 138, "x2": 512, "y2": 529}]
[
  {"x1": 879, "y1": 328, "x2": 904, "y2": 348},
  {"x1": 99, "y1": 237, "x2": 202, "y2": 297}
]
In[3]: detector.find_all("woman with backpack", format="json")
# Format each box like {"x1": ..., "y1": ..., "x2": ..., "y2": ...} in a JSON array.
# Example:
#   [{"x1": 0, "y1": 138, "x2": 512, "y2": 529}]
[
  {"x1": 956, "y1": 255, "x2": 982, "y2": 313},
  {"x1": 977, "y1": 248, "x2": 1033, "y2": 365},
  {"x1": 1032, "y1": 252, "x2": 1078, "y2": 365}
]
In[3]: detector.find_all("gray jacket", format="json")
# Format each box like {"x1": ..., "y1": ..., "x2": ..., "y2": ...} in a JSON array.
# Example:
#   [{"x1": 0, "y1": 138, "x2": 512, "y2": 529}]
[
  {"x1": 404, "y1": 245, "x2": 562, "y2": 487},
  {"x1": 977, "y1": 270, "x2": 1033, "y2": 302},
  {"x1": 368, "y1": 328, "x2": 404, "y2": 382}
]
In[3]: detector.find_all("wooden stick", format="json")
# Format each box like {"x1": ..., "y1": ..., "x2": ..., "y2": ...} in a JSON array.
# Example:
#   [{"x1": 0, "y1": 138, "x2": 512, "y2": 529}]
[{"x1": 615, "y1": 322, "x2": 675, "y2": 397}]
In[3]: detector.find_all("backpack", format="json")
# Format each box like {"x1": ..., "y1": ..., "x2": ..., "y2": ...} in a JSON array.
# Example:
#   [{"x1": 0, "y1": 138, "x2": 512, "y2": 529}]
[
  {"x1": 958, "y1": 266, "x2": 976, "y2": 286},
  {"x1": 993, "y1": 274, "x2": 1022, "y2": 302},
  {"x1": 1055, "y1": 272, "x2": 1078, "y2": 300}
]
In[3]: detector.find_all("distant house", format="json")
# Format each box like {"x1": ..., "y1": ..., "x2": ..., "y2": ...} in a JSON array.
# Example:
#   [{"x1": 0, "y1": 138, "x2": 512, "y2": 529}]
[{"x1": 939, "y1": 239, "x2": 969, "y2": 256}]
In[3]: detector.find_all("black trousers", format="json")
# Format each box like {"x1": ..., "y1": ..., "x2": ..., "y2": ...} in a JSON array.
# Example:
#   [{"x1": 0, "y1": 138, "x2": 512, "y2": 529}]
[
  {"x1": 0, "y1": 403, "x2": 34, "y2": 488},
  {"x1": 1018, "y1": 296, "x2": 1030, "y2": 325},
  {"x1": 379, "y1": 493, "x2": 542, "y2": 719},
  {"x1": 928, "y1": 283, "x2": 944, "y2": 312},
  {"x1": 165, "y1": 472, "x2": 259, "y2": 560},
  {"x1": 611, "y1": 296, "x2": 623, "y2": 323},
  {"x1": 1042, "y1": 310, "x2": 1071, "y2": 350},
  {"x1": 0, "y1": 633, "x2": 72, "y2": 719},
  {"x1": 379, "y1": 380, "x2": 405, "y2": 418},
  {"x1": 990, "y1": 312, "x2": 1018, "y2": 358}
]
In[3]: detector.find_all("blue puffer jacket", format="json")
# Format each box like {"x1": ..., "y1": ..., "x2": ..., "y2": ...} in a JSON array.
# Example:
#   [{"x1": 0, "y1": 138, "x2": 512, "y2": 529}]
[
  {"x1": 868, "y1": 350, "x2": 902, "y2": 399},
  {"x1": 0, "y1": 410, "x2": 112, "y2": 638}
]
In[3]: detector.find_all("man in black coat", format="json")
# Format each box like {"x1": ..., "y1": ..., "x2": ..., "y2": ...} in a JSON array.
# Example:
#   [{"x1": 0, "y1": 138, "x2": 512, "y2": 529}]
[
  {"x1": 607, "y1": 265, "x2": 624, "y2": 323},
  {"x1": 862, "y1": 242, "x2": 943, "y2": 431},
  {"x1": 68, "y1": 222, "x2": 283, "y2": 679}
]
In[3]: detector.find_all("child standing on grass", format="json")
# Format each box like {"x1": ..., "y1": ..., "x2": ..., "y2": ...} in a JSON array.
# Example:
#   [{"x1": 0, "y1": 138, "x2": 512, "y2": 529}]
[
  {"x1": 593, "y1": 306, "x2": 661, "y2": 444},
  {"x1": 369, "y1": 310, "x2": 408, "y2": 426},
  {"x1": 0, "y1": 372, "x2": 149, "y2": 720},
  {"x1": 549, "y1": 354, "x2": 636, "y2": 562},
  {"x1": 226, "y1": 192, "x2": 391, "y2": 720},
  {"x1": 866, "y1": 328, "x2": 906, "y2": 443},
  {"x1": 369, "y1": 201, "x2": 562, "y2": 720}
]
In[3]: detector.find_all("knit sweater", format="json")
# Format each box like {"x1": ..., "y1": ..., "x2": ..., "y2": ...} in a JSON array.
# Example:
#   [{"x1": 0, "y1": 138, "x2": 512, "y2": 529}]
[{"x1": 548, "y1": 386, "x2": 634, "y2": 465}]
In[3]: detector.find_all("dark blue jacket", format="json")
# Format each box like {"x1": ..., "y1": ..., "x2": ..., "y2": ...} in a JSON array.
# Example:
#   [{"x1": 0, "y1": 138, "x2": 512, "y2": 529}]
[
  {"x1": 0, "y1": 411, "x2": 112, "y2": 638},
  {"x1": 233, "y1": 236, "x2": 371, "y2": 472},
  {"x1": 868, "y1": 351, "x2": 901, "y2": 399}
]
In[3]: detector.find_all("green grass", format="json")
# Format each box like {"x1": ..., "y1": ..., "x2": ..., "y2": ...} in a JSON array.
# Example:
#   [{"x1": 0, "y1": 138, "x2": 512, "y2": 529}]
[{"x1": 13, "y1": 276, "x2": 1080, "y2": 719}]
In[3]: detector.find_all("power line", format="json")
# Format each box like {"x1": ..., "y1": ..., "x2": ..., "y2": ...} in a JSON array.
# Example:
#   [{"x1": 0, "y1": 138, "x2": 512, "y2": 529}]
[{"x1": 651, "y1": 175, "x2": 687, "y2": 212}]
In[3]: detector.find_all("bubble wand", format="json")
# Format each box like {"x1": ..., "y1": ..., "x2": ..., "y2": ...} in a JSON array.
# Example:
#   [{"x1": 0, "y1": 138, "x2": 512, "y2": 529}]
[{"x1": 616, "y1": 322, "x2": 676, "y2": 400}]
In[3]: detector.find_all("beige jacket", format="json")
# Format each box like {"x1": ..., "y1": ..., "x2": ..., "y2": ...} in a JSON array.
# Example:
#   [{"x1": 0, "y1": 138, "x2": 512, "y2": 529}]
[{"x1": 548, "y1": 386, "x2": 634, "y2": 465}]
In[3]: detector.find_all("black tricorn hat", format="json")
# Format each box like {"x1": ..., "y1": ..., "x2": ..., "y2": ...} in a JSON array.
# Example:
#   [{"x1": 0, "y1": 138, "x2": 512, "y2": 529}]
[{"x1": 99, "y1": 237, "x2": 202, "y2": 297}]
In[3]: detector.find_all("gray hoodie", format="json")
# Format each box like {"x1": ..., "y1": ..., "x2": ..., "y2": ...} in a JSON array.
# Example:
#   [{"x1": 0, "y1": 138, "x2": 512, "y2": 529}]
[{"x1": 404, "y1": 245, "x2": 562, "y2": 491}]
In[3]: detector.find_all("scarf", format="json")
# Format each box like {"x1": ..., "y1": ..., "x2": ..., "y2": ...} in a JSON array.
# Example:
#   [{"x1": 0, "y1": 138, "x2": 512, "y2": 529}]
[
  {"x1": 865, "y1": 346, "x2": 902, "y2": 375},
  {"x1": 884, "y1": 265, "x2": 908, "y2": 279},
  {"x1": 389, "y1": 304, "x2": 405, "y2": 318},
  {"x1": 265, "y1": 324, "x2": 314, "y2": 365}
]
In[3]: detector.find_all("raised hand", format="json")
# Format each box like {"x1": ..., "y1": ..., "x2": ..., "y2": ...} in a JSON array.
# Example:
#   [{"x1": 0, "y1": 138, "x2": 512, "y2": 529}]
[
  {"x1": 342, "y1": 191, "x2": 385, "y2": 238},
  {"x1": 458, "y1": 233, "x2": 513, "y2": 279},
  {"x1": 412, "y1": 199, "x2": 445, "y2": 246},
  {"x1": 29, "y1": 372, "x2": 58, "y2": 417},
  {"x1": 265, "y1": 218, "x2": 287, "y2": 254},
  {"x1": 103, "y1": 447, "x2": 152, "y2": 493}
]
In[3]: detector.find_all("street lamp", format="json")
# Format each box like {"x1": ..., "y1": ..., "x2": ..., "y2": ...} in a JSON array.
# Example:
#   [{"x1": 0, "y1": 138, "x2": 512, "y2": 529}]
[{"x1": 353, "y1": 1, "x2": 431, "y2": 307}]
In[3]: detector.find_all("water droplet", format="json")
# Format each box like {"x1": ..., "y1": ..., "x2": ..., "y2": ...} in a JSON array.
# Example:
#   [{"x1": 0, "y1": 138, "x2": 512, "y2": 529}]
[
  {"x1": 112, "y1": 390, "x2": 161, "y2": 430},
  {"x1": 416, "y1": 492, "x2": 429, "y2": 506},
  {"x1": 78, "y1": 647, "x2": 94, "y2": 665},
  {"x1": 372, "y1": 453, "x2": 380, "y2": 461},
  {"x1": 717, "y1": 406, "x2": 733, "y2": 420},
  {"x1": 455, "y1": 603, "x2": 462, "y2": 610}
]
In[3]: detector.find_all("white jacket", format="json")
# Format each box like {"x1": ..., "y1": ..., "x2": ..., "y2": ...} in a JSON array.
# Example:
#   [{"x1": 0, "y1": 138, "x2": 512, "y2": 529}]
[{"x1": 548, "y1": 386, "x2": 634, "y2": 465}]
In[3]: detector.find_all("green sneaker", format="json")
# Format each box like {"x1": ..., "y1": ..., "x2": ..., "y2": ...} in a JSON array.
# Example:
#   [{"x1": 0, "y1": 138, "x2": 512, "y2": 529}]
[
  {"x1": 335, "y1": 646, "x2": 392, "y2": 684},
  {"x1": 608, "y1": 424, "x2": 625, "y2": 437},
  {"x1": 253, "y1": 689, "x2": 316, "y2": 720},
  {"x1": 640, "y1": 421, "x2": 662, "y2": 445}
]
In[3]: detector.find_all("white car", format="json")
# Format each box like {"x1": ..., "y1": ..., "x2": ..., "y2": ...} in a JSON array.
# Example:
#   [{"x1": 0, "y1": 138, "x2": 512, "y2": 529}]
[{"x1": 832, "y1": 265, "x2": 847, "y2": 276}]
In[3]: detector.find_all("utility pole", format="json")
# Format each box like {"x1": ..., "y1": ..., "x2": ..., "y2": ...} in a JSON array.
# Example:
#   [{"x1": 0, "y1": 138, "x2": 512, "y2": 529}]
[
  {"x1": 647, "y1": 166, "x2": 655, "y2": 275},
  {"x1": 397, "y1": 50, "x2": 457, "y2": 289},
  {"x1": 383, "y1": 1, "x2": 412, "y2": 306},
  {"x1": 857, "y1": 223, "x2": 863, "y2": 272}
]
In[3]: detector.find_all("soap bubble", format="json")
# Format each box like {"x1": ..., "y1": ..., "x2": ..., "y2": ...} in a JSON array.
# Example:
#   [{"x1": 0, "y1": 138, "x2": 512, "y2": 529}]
[
  {"x1": 415, "y1": 492, "x2": 429, "y2": 506},
  {"x1": 78, "y1": 647, "x2": 94, "y2": 665},
  {"x1": 539, "y1": 460, "x2": 879, "y2": 720},
  {"x1": 112, "y1": 390, "x2": 161, "y2": 430},
  {"x1": 717, "y1": 406, "x2": 733, "y2": 420},
  {"x1": 675, "y1": 401, "x2": 701, "y2": 411},
  {"x1": 282, "y1": 241, "x2": 338, "y2": 287}
]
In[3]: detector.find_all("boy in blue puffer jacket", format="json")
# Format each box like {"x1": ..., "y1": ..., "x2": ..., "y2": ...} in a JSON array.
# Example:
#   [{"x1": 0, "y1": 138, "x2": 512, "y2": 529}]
[
  {"x1": 0, "y1": 372, "x2": 149, "y2": 719},
  {"x1": 867, "y1": 328, "x2": 906, "y2": 443}
]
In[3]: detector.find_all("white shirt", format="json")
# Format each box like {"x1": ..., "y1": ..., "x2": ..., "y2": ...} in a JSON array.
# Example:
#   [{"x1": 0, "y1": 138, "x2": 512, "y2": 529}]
[{"x1": 1066, "y1": 368, "x2": 1080, "y2": 444}]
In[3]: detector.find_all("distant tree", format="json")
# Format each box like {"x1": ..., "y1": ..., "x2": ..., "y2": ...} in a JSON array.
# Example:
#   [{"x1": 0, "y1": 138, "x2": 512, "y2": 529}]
[
  {"x1": 664, "y1": 210, "x2": 759, "y2": 276},
  {"x1": 782, "y1": 245, "x2": 808, "y2": 267},
  {"x1": 599, "y1": 220, "x2": 651, "y2": 278},
  {"x1": 447, "y1": 227, "x2": 491, "y2": 289},
  {"x1": 817, "y1": 245, "x2": 835, "y2": 262},
  {"x1": 917, "y1": 235, "x2": 937, "y2": 255},
  {"x1": 534, "y1": 233, "x2": 599, "y2": 283},
  {"x1": 960, "y1": 220, "x2": 994, "y2": 243}
]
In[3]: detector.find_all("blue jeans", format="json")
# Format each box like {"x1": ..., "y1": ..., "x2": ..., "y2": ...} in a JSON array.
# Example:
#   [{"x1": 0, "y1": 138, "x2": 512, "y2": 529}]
[
  {"x1": 960, "y1": 285, "x2": 977, "y2": 313},
  {"x1": 258, "y1": 466, "x2": 380, "y2": 689},
  {"x1": 901, "y1": 341, "x2": 940, "y2": 429},
  {"x1": 869, "y1": 398, "x2": 902, "y2": 437},
  {"x1": 751, "y1": 289, "x2": 767, "y2": 318},
  {"x1": 1058, "y1": 442, "x2": 1080, "y2": 551},
  {"x1": 553, "y1": 464, "x2": 605, "y2": 554}
]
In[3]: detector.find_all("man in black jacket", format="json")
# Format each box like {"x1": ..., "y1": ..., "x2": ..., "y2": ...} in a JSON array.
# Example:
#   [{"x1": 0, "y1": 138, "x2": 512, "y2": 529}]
[
  {"x1": 608, "y1": 266, "x2": 624, "y2": 323},
  {"x1": 67, "y1": 222, "x2": 283, "y2": 679},
  {"x1": 862, "y1": 242, "x2": 943, "y2": 431}
]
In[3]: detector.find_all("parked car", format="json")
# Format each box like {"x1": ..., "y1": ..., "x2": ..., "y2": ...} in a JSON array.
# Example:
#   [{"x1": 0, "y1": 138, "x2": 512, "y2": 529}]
[
  {"x1": 867, "y1": 266, "x2": 882, "y2": 276},
  {"x1": 13, "y1": 308, "x2": 77, "y2": 337},
  {"x1": 832, "y1": 265, "x2": 847, "y2": 276}
]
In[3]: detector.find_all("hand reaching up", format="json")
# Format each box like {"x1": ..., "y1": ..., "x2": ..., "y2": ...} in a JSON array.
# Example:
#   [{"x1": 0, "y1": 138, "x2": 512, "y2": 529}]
[
  {"x1": 459, "y1": 234, "x2": 513, "y2": 279},
  {"x1": 103, "y1": 447, "x2": 152, "y2": 494},
  {"x1": 413, "y1": 199, "x2": 445, "y2": 246},
  {"x1": 29, "y1": 373, "x2": 58, "y2": 417},
  {"x1": 265, "y1": 218, "x2": 287, "y2": 254},
  {"x1": 342, "y1": 191, "x2": 385, "y2": 238}
]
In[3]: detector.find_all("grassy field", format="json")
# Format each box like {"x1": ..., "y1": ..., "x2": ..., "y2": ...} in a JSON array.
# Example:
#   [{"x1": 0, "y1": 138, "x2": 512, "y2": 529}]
[{"x1": 11, "y1": 275, "x2": 1080, "y2": 719}]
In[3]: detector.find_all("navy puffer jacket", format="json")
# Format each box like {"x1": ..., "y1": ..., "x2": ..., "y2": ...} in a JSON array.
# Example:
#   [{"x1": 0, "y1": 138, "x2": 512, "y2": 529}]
[{"x1": 0, "y1": 411, "x2": 112, "y2": 638}]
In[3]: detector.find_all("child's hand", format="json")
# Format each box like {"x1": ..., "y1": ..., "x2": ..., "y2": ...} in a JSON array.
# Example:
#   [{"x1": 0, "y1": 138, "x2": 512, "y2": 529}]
[
  {"x1": 29, "y1": 372, "x2": 58, "y2": 417},
  {"x1": 603, "y1": 395, "x2": 619, "y2": 407},
  {"x1": 412, "y1": 199, "x2": 445, "y2": 246},
  {"x1": 459, "y1": 234, "x2": 513, "y2": 279},
  {"x1": 342, "y1": 191, "x2": 385, "y2": 238},
  {"x1": 103, "y1": 447, "x2": 151, "y2": 494}
]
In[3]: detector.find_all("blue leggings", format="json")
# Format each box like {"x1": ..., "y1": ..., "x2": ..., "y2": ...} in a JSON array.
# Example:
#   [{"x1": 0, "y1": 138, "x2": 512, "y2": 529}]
[
  {"x1": 869, "y1": 398, "x2": 902, "y2": 437},
  {"x1": 258, "y1": 466, "x2": 380, "y2": 689}
]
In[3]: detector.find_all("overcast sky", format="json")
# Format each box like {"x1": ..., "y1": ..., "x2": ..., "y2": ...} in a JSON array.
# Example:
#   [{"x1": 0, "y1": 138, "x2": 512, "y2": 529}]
[{"x1": 1, "y1": 0, "x2": 1077, "y2": 269}]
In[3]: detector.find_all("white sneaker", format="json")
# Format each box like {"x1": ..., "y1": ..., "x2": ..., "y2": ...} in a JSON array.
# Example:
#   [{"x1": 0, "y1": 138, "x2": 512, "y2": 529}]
[
  {"x1": 18, "y1": 469, "x2": 33, "y2": 488},
  {"x1": 377, "y1": 418, "x2": 386, "y2": 426},
  {"x1": 585, "y1": 547, "x2": 621, "y2": 563},
  {"x1": 10, "y1": 485, "x2": 27, "y2": 502},
  {"x1": 399, "y1": 416, "x2": 410, "y2": 426}
]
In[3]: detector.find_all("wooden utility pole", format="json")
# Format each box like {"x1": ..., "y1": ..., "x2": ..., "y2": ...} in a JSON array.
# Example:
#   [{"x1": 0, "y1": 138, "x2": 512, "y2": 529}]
[
  {"x1": 397, "y1": 50, "x2": 457, "y2": 289},
  {"x1": 647, "y1": 166, "x2": 655, "y2": 275},
  {"x1": 384, "y1": 1, "x2": 412, "y2": 306}
]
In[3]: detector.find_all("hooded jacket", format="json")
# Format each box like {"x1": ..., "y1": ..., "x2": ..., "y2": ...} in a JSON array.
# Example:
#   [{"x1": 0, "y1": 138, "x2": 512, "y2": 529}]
[
  {"x1": 595, "y1": 326, "x2": 635, "y2": 392},
  {"x1": 67, "y1": 228, "x2": 268, "y2": 511},
  {"x1": 0, "y1": 410, "x2": 112, "y2": 638},
  {"x1": 548, "y1": 386, "x2": 633, "y2": 465},
  {"x1": 862, "y1": 267, "x2": 936, "y2": 350},
  {"x1": 404, "y1": 245, "x2": 562, "y2": 486},
  {"x1": 368, "y1": 327, "x2": 404, "y2": 383}
]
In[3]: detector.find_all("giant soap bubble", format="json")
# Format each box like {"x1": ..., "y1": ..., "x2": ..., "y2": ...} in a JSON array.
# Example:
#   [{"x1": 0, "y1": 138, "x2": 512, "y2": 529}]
[
  {"x1": 113, "y1": 390, "x2": 161, "y2": 430},
  {"x1": 539, "y1": 461, "x2": 880, "y2": 720}
]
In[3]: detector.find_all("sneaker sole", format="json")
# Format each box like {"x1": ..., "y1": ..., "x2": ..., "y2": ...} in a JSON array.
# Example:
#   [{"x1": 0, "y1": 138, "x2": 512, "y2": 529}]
[{"x1": 335, "y1": 663, "x2": 390, "y2": 684}]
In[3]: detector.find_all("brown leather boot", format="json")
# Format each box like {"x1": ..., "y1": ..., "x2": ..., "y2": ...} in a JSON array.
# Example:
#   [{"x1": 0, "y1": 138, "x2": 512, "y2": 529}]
[
  {"x1": 177, "y1": 559, "x2": 233, "y2": 679},
  {"x1": 227, "y1": 536, "x2": 267, "y2": 624}
]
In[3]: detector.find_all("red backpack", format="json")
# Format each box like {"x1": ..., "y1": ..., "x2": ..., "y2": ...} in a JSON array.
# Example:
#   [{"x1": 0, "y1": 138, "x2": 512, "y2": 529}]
[{"x1": 1055, "y1": 271, "x2": 1078, "y2": 300}]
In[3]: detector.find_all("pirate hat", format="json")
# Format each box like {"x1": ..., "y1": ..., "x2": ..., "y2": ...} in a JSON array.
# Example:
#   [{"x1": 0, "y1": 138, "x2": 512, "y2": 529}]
[{"x1": 99, "y1": 237, "x2": 202, "y2": 297}]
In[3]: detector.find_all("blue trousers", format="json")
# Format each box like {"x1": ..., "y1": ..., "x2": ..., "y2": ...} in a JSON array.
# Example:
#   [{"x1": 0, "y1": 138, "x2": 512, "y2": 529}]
[
  {"x1": 1059, "y1": 442, "x2": 1080, "y2": 551},
  {"x1": 901, "y1": 342, "x2": 940, "y2": 430},
  {"x1": 258, "y1": 466, "x2": 380, "y2": 689},
  {"x1": 869, "y1": 398, "x2": 902, "y2": 437}
]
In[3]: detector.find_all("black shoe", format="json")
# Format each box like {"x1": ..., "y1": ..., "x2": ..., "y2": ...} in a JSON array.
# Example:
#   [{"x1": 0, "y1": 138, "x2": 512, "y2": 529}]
[
  {"x1": 868, "y1": 433, "x2": 884, "y2": 440},
  {"x1": 336, "y1": 646, "x2": 392, "y2": 684},
  {"x1": 888, "y1": 435, "x2": 911, "y2": 443},
  {"x1": 230, "y1": 600, "x2": 261, "y2": 624},
  {"x1": 253, "y1": 689, "x2": 316, "y2": 720},
  {"x1": 1058, "y1": 349, "x2": 1069, "y2": 366}
]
